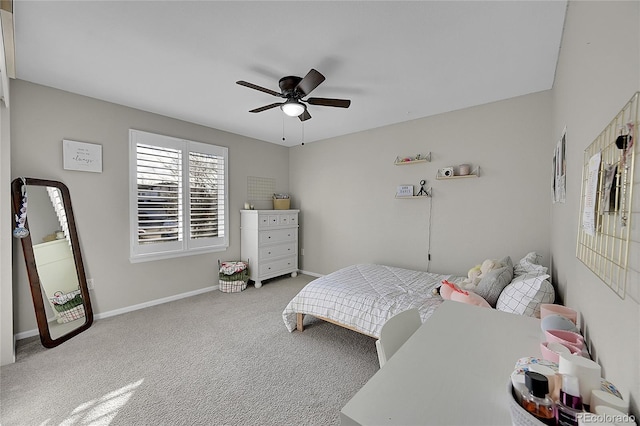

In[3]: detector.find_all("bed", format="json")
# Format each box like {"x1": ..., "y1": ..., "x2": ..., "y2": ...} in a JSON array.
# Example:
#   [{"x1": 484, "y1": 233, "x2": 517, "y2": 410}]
[
  {"x1": 282, "y1": 263, "x2": 465, "y2": 338},
  {"x1": 282, "y1": 255, "x2": 555, "y2": 338}
]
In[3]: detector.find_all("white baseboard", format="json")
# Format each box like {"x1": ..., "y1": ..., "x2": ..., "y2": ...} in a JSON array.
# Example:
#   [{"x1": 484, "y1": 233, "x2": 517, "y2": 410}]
[
  {"x1": 15, "y1": 285, "x2": 219, "y2": 341},
  {"x1": 93, "y1": 285, "x2": 218, "y2": 320},
  {"x1": 299, "y1": 269, "x2": 323, "y2": 278}
]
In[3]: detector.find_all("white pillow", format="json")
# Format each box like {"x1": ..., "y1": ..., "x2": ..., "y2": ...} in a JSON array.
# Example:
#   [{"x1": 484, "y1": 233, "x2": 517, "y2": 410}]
[
  {"x1": 496, "y1": 273, "x2": 555, "y2": 317},
  {"x1": 514, "y1": 252, "x2": 548, "y2": 277}
]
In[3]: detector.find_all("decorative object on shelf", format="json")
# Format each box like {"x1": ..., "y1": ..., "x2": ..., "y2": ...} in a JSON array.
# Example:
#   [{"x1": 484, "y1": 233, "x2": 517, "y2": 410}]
[
  {"x1": 395, "y1": 180, "x2": 431, "y2": 198},
  {"x1": 416, "y1": 179, "x2": 430, "y2": 197},
  {"x1": 440, "y1": 167, "x2": 454, "y2": 177},
  {"x1": 394, "y1": 152, "x2": 431, "y2": 165},
  {"x1": 273, "y1": 193, "x2": 291, "y2": 210},
  {"x1": 458, "y1": 164, "x2": 471, "y2": 176},
  {"x1": 436, "y1": 165, "x2": 480, "y2": 179},
  {"x1": 396, "y1": 185, "x2": 414, "y2": 197}
]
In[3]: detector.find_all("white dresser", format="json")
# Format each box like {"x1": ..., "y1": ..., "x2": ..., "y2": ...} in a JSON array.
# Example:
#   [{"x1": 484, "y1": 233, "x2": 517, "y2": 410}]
[{"x1": 240, "y1": 209, "x2": 299, "y2": 288}]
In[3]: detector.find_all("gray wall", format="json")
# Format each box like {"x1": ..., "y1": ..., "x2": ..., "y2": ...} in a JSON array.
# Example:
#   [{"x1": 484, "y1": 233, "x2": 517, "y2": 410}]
[
  {"x1": 550, "y1": 1, "x2": 639, "y2": 416},
  {"x1": 290, "y1": 91, "x2": 552, "y2": 277},
  {"x1": 11, "y1": 80, "x2": 290, "y2": 333}
]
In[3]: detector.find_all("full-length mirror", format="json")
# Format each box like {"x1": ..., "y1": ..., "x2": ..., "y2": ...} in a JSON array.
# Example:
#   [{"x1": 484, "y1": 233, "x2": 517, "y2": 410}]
[{"x1": 11, "y1": 177, "x2": 93, "y2": 347}]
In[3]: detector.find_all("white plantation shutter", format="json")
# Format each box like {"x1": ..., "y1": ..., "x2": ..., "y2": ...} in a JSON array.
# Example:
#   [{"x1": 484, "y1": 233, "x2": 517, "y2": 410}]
[
  {"x1": 136, "y1": 144, "x2": 182, "y2": 245},
  {"x1": 187, "y1": 150, "x2": 226, "y2": 248},
  {"x1": 129, "y1": 130, "x2": 228, "y2": 262},
  {"x1": 46, "y1": 186, "x2": 71, "y2": 244}
]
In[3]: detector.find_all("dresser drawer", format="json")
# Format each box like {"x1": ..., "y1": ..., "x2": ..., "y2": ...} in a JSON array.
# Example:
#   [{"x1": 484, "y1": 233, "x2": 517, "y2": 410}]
[
  {"x1": 259, "y1": 256, "x2": 297, "y2": 276},
  {"x1": 258, "y1": 215, "x2": 270, "y2": 227},
  {"x1": 259, "y1": 242, "x2": 297, "y2": 259},
  {"x1": 259, "y1": 228, "x2": 297, "y2": 244},
  {"x1": 257, "y1": 213, "x2": 297, "y2": 229}
]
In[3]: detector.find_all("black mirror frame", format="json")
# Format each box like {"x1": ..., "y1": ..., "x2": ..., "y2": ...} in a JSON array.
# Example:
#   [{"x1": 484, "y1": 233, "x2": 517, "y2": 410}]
[{"x1": 11, "y1": 177, "x2": 93, "y2": 348}]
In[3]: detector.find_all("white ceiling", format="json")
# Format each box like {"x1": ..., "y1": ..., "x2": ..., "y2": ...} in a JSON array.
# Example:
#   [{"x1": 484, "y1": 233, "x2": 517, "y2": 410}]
[{"x1": 13, "y1": 1, "x2": 567, "y2": 147}]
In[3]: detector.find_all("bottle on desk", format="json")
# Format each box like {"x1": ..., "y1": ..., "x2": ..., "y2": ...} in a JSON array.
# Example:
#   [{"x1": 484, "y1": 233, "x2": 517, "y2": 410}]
[
  {"x1": 556, "y1": 374, "x2": 583, "y2": 426},
  {"x1": 522, "y1": 371, "x2": 556, "y2": 425}
]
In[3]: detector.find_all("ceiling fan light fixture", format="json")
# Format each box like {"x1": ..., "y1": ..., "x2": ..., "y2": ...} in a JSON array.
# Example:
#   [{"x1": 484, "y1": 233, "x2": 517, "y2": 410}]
[{"x1": 281, "y1": 99, "x2": 305, "y2": 117}]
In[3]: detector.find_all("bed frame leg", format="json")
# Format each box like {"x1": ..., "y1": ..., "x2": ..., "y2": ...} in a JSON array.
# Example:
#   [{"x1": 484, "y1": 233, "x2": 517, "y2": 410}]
[{"x1": 296, "y1": 313, "x2": 304, "y2": 332}]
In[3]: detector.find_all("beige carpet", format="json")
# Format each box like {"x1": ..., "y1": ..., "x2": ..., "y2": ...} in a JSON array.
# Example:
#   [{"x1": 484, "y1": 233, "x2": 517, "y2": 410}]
[{"x1": 0, "y1": 274, "x2": 379, "y2": 425}]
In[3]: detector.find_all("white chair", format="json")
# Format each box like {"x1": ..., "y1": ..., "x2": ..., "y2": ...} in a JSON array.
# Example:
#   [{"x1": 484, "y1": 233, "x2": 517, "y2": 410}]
[{"x1": 375, "y1": 308, "x2": 422, "y2": 368}]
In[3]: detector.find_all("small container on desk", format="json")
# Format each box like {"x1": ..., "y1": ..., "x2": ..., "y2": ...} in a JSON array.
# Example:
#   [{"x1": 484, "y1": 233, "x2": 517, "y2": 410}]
[{"x1": 509, "y1": 382, "x2": 549, "y2": 426}]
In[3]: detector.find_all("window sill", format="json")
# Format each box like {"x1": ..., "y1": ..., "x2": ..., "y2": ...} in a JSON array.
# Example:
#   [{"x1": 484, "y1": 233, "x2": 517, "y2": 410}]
[{"x1": 129, "y1": 245, "x2": 228, "y2": 264}]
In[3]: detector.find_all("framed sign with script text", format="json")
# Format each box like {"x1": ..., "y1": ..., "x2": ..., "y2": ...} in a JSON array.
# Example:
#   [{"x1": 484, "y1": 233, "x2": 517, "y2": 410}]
[{"x1": 63, "y1": 139, "x2": 103, "y2": 173}]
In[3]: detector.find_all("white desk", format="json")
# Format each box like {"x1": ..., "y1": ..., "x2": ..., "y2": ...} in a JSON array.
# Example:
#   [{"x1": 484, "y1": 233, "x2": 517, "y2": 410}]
[{"x1": 340, "y1": 301, "x2": 543, "y2": 425}]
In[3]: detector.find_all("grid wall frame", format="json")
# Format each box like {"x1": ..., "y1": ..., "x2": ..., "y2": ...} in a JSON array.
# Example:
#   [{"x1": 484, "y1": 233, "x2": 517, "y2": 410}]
[{"x1": 576, "y1": 92, "x2": 638, "y2": 300}]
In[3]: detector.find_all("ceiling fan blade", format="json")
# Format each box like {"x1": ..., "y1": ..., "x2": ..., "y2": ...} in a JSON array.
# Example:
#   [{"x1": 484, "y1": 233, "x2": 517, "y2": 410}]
[
  {"x1": 307, "y1": 97, "x2": 351, "y2": 108},
  {"x1": 236, "y1": 81, "x2": 281, "y2": 97},
  {"x1": 298, "y1": 110, "x2": 312, "y2": 122},
  {"x1": 249, "y1": 103, "x2": 282, "y2": 113},
  {"x1": 295, "y1": 69, "x2": 325, "y2": 96}
]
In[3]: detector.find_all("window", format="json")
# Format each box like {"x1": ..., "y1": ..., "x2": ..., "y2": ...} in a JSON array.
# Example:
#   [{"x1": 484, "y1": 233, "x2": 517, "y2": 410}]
[{"x1": 129, "y1": 129, "x2": 228, "y2": 262}]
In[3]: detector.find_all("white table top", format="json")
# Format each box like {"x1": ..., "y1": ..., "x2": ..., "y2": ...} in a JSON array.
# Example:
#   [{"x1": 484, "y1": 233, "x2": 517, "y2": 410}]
[{"x1": 340, "y1": 301, "x2": 543, "y2": 425}]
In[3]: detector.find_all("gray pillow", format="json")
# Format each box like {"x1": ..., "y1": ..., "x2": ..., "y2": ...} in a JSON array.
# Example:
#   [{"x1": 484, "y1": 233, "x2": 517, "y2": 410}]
[
  {"x1": 514, "y1": 252, "x2": 548, "y2": 277},
  {"x1": 474, "y1": 256, "x2": 513, "y2": 307}
]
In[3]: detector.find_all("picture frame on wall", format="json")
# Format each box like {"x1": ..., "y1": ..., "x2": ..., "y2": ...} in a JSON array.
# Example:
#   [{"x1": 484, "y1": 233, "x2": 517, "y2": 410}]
[
  {"x1": 396, "y1": 185, "x2": 413, "y2": 197},
  {"x1": 63, "y1": 139, "x2": 103, "y2": 173},
  {"x1": 553, "y1": 127, "x2": 566, "y2": 203}
]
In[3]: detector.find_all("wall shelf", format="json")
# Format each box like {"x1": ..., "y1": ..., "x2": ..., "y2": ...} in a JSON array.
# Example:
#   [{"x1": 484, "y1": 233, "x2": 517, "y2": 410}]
[
  {"x1": 436, "y1": 166, "x2": 480, "y2": 180},
  {"x1": 394, "y1": 152, "x2": 431, "y2": 165},
  {"x1": 395, "y1": 195, "x2": 431, "y2": 199}
]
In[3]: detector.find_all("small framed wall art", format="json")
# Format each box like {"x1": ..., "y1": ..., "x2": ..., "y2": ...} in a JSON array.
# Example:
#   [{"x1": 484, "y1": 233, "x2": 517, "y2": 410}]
[
  {"x1": 396, "y1": 185, "x2": 413, "y2": 197},
  {"x1": 63, "y1": 139, "x2": 103, "y2": 173}
]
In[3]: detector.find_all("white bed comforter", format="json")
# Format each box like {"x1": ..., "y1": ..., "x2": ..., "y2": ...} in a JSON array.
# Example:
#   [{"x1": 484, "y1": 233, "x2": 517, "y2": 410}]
[{"x1": 282, "y1": 264, "x2": 464, "y2": 338}]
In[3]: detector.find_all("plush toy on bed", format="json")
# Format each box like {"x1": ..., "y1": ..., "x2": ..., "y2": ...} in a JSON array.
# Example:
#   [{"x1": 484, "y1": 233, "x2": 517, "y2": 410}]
[
  {"x1": 438, "y1": 279, "x2": 491, "y2": 308},
  {"x1": 460, "y1": 264, "x2": 482, "y2": 288},
  {"x1": 460, "y1": 258, "x2": 503, "y2": 290}
]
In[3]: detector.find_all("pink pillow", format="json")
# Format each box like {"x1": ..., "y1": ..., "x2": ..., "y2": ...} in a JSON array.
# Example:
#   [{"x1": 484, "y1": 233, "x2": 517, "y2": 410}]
[{"x1": 441, "y1": 280, "x2": 491, "y2": 308}]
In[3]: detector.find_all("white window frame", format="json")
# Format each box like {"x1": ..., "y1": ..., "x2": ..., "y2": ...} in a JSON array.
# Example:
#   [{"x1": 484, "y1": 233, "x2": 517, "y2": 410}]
[{"x1": 129, "y1": 129, "x2": 228, "y2": 263}]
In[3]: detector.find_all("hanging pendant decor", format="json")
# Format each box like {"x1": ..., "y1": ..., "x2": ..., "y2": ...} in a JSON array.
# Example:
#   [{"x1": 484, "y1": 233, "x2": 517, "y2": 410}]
[{"x1": 13, "y1": 177, "x2": 29, "y2": 238}]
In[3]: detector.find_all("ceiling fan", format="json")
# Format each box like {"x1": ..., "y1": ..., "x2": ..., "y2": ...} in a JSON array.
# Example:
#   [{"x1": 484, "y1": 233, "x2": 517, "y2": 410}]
[{"x1": 236, "y1": 69, "x2": 351, "y2": 122}]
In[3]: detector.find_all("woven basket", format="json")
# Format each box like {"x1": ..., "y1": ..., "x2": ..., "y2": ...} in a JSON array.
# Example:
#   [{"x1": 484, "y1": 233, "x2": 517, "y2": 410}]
[
  {"x1": 508, "y1": 381, "x2": 547, "y2": 426},
  {"x1": 56, "y1": 304, "x2": 86, "y2": 324},
  {"x1": 219, "y1": 276, "x2": 248, "y2": 293},
  {"x1": 51, "y1": 293, "x2": 86, "y2": 323},
  {"x1": 218, "y1": 261, "x2": 249, "y2": 293}
]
